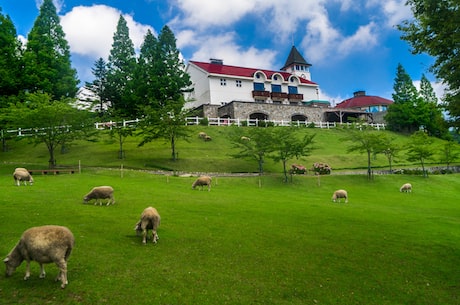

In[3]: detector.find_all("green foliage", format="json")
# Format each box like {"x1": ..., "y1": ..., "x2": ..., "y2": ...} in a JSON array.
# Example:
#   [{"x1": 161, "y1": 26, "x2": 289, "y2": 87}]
[
  {"x1": 0, "y1": 171, "x2": 459, "y2": 304},
  {"x1": 439, "y1": 141, "x2": 460, "y2": 168},
  {"x1": 407, "y1": 131, "x2": 435, "y2": 177},
  {"x1": 22, "y1": 0, "x2": 78, "y2": 99},
  {"x1": 0, "y1": 9, "x2": 23, "y2": 97},
  {"x1": 398, "y1": 0, "x2": 460, "y2": 129},
  {"x1": 86, "y1": 57, "x2": 109, "y2": 113},
  {"x1": 7, "y1": 93, "x2": 95, "y2": 167},
  {"x1": 106, "y1": 15, "x2": 136, "y2": 116}
]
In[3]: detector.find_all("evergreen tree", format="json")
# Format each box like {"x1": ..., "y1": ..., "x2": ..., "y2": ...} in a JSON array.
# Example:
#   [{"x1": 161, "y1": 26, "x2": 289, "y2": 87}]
[
  {"x1": 385, "y1": 63, "x2": 421, "y2": 133},
  {"x1": 419, "y1": 74, "x2": 437, "y2": 104},
  {"x1": 23, "y1": 0, "x2": 78, "y2": 99},
  {"x1": 0, "y1": 8, "x2": 23, "y2": 98},
  {"x1": 86, "y1": 57, "x2": 109, "y2": 114},
  {"x1": 154, "y1": 25, "x2": 192, "y2": 112},
  {"x1": 106, "y1": 15, "x2": 136, "y2": 117}
]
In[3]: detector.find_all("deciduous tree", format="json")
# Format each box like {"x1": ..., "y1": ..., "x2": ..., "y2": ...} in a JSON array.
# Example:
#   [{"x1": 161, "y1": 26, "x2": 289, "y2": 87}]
[{"x1": 406, "y1": 130, "x2": 435, "y2": 177}]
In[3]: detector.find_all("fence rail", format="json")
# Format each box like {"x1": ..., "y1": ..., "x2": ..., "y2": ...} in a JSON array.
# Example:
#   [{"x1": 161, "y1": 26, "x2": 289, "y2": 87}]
[{"x1": 2, "y1": 117, "x2": 386, "y2": 138}]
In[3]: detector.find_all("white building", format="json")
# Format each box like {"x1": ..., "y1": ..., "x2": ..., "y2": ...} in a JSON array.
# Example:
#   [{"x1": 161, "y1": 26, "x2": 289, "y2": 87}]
[{"x1": 184, "y1": 46, "x2": 325, "y2": 120}]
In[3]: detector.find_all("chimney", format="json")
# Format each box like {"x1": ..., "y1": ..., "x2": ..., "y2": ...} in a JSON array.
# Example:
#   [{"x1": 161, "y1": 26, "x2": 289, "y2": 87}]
[
  {"x1": 353, "y1": 90, "x2": 366, "y2": 97},
  {"x1": 210, "y1": 58, "x2": 223, "y2": 65}
]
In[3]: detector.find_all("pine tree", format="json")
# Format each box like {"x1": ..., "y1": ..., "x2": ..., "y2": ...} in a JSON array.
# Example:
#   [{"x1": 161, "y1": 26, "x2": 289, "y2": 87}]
[
  {"x1": 0, "y1": 9, "x2": 23, "y2": 98},
  {"x1": 385, "y1": 63, "x2": 420, "y2": 133},
  {"x1": 86, "y1": 57, "x2": 109, "y2": 113},
  {"x1": 22, "y1": 0, "x2": 78, "y2": 99},
  {"x1": 105, "y1": 15, "x2": 136, "y2": 116},
  {"x1": 417, "y1": 74, "x2": 447, "y2": 138}
]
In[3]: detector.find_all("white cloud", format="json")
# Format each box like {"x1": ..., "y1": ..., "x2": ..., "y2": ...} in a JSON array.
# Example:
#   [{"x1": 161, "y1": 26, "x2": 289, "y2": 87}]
[
  {"x1": 60, "y1": 5, "x2": 153, "y2": 59},
  {"x1": 188, "y1": 32, "x2": 277, "y2": 70},
  {"x1": 337, "y1": 22, "x2": 378, "y2": 54},
  {"x1": 380, "y1": 0, "x2": 413, "y2": 27}
]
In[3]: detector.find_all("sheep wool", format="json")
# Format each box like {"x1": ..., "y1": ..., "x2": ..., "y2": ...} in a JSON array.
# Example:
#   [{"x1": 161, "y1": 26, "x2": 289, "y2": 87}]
[
  {"x1": 192, "y1": 176, "x2": 212, "y2": 191},
  {"x1": 134, "y1": 207, "x2": 161, "y2": 244},
  {"x1": 332, "y1": 189, "x2": 348, "y2": 203}
]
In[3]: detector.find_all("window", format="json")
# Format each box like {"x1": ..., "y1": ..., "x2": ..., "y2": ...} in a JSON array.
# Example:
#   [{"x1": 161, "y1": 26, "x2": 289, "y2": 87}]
[
  {"x1": 271, "y1": 84, "x2": 282, "y2": 93},
  {"x1": 236, "y1": 80, "x2": 242, "y2": 87},
  {"x1": 253, "y1": 83, "x2": 265, "y2": 91},
  {"x1": 220, "y1": 78, "x2": 226, "y2": 86},
  {"x1": 288, "y1": 86, "x2": 298, "y2": 94}
]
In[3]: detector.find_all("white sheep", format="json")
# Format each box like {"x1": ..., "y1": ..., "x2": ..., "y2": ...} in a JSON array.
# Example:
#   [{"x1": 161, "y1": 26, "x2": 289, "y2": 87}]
[
  {"x1": 13, "y1": 168, "x2": 34, "y2": 186},
  {"x1": 204, "y1": 135, "x2": 212, "y2": 141},
  {"x1": 83, "y1": 186, "x2": 115, "y2": 206},
  {"x1": 198, "y1": 131, "x2": 207, "y2": 139},
  {"x1": 332, "y1": 189, "x2": 348, "y2": 203},
  {"x1": 192, "y1": 175, "x2": 212, "y2": 191},
  {"x1": 240, "y1": 136, "x2": 251, "y2": 141},
  {"x1": 134, "y1": 207, "x2": 161, "y2": 244},
  {"x1": 400, "y1": 183, "x2": 412, "y2": 193},
  {"x1": 3, "y1": 225, "x2": 74, "y2": 289}
]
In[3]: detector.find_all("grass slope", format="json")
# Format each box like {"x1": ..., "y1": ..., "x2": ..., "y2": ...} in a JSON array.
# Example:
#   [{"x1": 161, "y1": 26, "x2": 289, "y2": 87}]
[
  {"x1": 0, "y1": 169, "x2": 459, "y2": 304},
  {"x1": 1, "y1": 126, "x2": 456, "y2": 174}
]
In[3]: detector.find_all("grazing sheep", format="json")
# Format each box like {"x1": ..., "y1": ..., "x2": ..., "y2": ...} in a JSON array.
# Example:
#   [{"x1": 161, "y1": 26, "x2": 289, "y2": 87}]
[
  {"x1": 134, "y1": 207, "x2": 161, "y2": 244},
  {"x1": 204, "y1": 135, "x2": 212, "y2": 141},
  {"x1": 83, "y1": 186, "x2": 115, "y2": 206},
  {"x1": 400, "y1": 183, "x2": 412, "y2": 193},
  {"x1": 332, "y1": 189, "x2": 348, "y2": 203},
  {"x1": 198, "y1": 132, "x2": 207, "y2": 139},
  {"x1": 192, "y1": 175, "x2": 212, "y2": 191},
  {"x1": 13, "y1": 168, "x2": 34, "y2": 186},
  {"x1": 3, "y1": 225, "x2": 74, "y2": 289},
  {"x1": 240, "y1": 136, "x2": 251, "y2": 141}
]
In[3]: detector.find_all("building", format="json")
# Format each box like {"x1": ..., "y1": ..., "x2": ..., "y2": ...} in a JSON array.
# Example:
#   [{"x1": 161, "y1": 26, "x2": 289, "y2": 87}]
[{"x1": 185, "y1": 46, "x2": 330, "y2": 122}]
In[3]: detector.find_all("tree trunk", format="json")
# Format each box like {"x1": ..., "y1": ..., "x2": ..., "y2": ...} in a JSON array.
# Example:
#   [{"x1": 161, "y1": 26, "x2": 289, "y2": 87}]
[{"x1": 171, "y1": 136, "x2": 176, "y2": 161}]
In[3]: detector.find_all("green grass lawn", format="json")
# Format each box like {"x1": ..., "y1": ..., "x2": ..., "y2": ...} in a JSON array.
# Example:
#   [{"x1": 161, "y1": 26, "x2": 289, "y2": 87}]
[{"x1": 0, "y1": 169, "x2": 458, "y2": 304}]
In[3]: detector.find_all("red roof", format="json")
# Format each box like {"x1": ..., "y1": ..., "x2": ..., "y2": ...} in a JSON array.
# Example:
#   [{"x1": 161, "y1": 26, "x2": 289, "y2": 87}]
[
  {"x1": 189, "y1": 60, "x2": 317, "y2": 85},
  {"x1": 335, "y1": 95, "x2": 393, "y2": 109}
]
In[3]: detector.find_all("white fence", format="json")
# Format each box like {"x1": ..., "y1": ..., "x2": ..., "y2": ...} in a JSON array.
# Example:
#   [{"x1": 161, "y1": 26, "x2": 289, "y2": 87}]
[{"x1": 2, "y1": 117, "x2": 386, "y2": 137}]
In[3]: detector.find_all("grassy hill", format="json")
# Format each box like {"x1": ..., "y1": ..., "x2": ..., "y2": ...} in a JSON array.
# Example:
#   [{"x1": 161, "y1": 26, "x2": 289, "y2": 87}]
[{"x1": 0, "y1": 125, "x2": 457, "y2": 174}]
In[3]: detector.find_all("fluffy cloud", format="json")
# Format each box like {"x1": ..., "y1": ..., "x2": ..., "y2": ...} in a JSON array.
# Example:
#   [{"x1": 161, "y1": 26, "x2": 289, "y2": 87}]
[{"x1": 60, "y1": 5, "x2": 153, "y2": 59}]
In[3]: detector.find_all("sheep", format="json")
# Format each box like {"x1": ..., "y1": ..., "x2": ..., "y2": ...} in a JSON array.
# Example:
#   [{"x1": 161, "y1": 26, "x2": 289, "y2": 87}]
[
  {"x1": 400, "y1": 183, "x2": 412, "y2": 193},
  {"x1": 198, "y1": 131, "x2": 207, "y2": 139},
  {"x1": 134, "y1": 207, "x2": 161, "y2": 244},
  {"x1": 240, "y1": 136, "x2": 251, "y2": 141},
  {"x1": 3, "y1": 225, "x2": 74, "y2": 289},
  {"x1": 204, "y1": 135, "x2": 212, "y2": 141},
  {"x1": 13, "y1": 168, "x2": 34, "y2": 186},
  {"x1": 83, "y1": 186, "x2": 115, "y2": 206},
  {"x1": 192, "y1": 175, "x2": 212, "y2": 191},
  {"x1": 332, "y1": 189, "x2": 348, "y2": 203}
]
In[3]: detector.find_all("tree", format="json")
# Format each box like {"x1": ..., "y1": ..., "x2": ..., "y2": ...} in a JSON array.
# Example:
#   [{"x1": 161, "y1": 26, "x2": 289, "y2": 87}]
[
  {"x1": 385, "y1": 63, "x2": 420, "y2": 133},
  {"x1": 106, "y1": 15, "x2": 136, "y2": 116},
  {"x1": 138, "y1": 105, "x2": 190, "y2": 161},
  {"x1": 86, "y1": 57, "x2": 109, "y2": 114},
  {"x1": 8, "y1": 93, "x2": 94, "y2": 168},
  {"x1": 406, "y1": 130, "x2": 435, "y2": 177},
  {"x1": 269, "y1": 127, "x2": 315, "y2": 183},
  {"x1": 343, "y1": 127, "x2": 386, "y2": 180},
  {"x1": 439, "y1": 141, "x2": 460, "y2": 169},
  {"x1": 398, "y1": 0, "x2": 460, "y2": 131},
  {"x1": 229, "y1": 126, "x2": 275, "y2": 174},
  {"x1": 380, "y1": 134, "x2": 400, "y2": 173},
  {"x1": 153, "y1": 25, "x2": 192, "y2": 112},
  {"x1": 22, "y1": 0, "x2": 79, "y2": 99},
  {"x1": 0, "y1": 8, "x2": 23, "y2": 98}
]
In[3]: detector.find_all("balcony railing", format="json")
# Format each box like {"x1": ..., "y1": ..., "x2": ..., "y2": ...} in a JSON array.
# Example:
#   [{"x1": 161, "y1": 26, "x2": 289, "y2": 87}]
[
  {"x1": 270, "y1": 92, "x2": 288, "y2": 99},
  {"x1": 288, "y1": 93, "x2": 303, "y2": 100},
  {"x1": 252, "y1": 90, "x2": 270, "y2": 98}
]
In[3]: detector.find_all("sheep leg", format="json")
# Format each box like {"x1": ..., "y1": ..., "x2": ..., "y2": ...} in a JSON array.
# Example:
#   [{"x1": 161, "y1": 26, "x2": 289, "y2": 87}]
[
  {"x1": 142, "y1": 229, "x2": 147, "y2": 244},
  {"x1": 24, "y1": 261, "x2": 31, "y2": 280},
  {"x1": 39, "y1": 263, "x2": 46, "y2": 278},
  {"x1": 55, "y1": 260, "x2": 68, "y2": 288}
]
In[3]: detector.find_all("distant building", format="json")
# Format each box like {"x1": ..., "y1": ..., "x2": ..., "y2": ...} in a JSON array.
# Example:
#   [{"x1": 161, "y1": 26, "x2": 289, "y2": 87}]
[
  {"x1": 336, "y1": 90, "x2": 393, "y2": 113},
  {"x1": 184, "y1": 46, "x2": 330, "y2": 122}
]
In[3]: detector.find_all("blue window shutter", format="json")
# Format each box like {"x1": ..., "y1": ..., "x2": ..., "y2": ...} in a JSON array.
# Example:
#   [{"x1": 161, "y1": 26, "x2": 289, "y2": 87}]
[
  {"x1": 271, "y1": 84, "x2": 281, "y2": 92},
  {"x1": 253, "y1": 83, "x2": 265, "y2": 91},
  {"x1": 288, "y1": 86, "x2": 298, "y2": 94}
]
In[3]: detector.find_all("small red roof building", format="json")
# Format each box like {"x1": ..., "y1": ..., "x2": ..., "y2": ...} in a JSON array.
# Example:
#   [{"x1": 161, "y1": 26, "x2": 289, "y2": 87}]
[{"x1": 335, "y1": 90, "x2": 393, "y2": 113}]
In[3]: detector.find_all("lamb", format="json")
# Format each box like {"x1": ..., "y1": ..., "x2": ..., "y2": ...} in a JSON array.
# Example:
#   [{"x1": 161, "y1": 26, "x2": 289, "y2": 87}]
[
  {"x1": 3, "y1": 225, "x2": 74, "y2": 289},
  {"x1": 400, "y1": 183, "x2": 412, "y2": 193},
  {"x1": 332, "y1": 189, "x2": 348, "y2": 203},
  {"x1": 83, "y1": 186, "x2": 115, "y2": 206},
  {"x1": 134, "y1": 207, "x2": 161, "y2": 244},
  {"x1": 192, "y1": 175, "x2": 212, "y2": 191},
  {"x1": 13, "y1": 168, "x2": 34, "y2": 186}
]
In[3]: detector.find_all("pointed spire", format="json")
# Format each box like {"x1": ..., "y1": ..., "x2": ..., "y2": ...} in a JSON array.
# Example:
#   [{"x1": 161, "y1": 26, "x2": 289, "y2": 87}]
[{"x1": 281, "y1": 46, "x2": 311, "y2": 71}]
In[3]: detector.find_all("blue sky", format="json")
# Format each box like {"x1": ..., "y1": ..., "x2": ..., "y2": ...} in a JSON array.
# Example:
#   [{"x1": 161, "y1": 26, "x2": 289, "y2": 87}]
[{"x1": 0, "y1": 0, "x2": 444, "y2": 104}]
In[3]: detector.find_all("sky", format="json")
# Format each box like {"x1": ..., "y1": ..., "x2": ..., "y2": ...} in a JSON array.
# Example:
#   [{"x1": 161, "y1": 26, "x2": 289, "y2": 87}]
[{"x1": 0, "y1": 0, "x2": 446, "y2": 105}]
